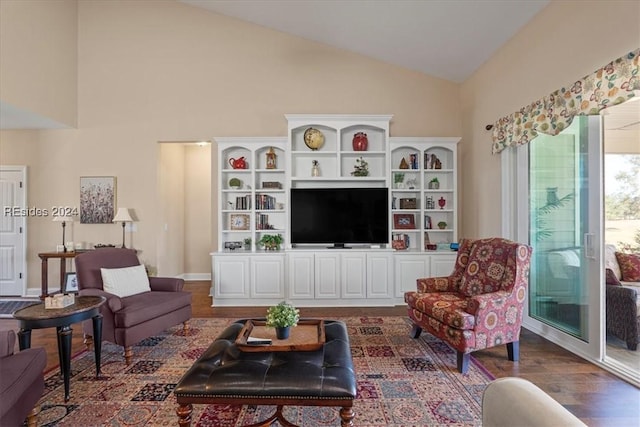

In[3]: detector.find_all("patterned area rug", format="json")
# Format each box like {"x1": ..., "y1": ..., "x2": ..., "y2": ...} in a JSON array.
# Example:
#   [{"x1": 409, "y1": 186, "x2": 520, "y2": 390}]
[
  {"x1": 37, "y1": 317, "x2": 493, "y2": 426},
  {"x1": 0, "y1": 299, "x2": 39, "y2": 318}
]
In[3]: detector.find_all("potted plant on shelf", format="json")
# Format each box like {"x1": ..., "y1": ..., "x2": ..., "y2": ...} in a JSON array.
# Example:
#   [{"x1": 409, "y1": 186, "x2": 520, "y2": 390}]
[
  {"x1": 429, "y1": 177, "x2": 440, "y2": 189},
  {"x1": 266, "y1": 301, "x2": 300, "y2": 339},
  {"x1": 259, "y1": 234, "x2": 283, "y2": 251},
  {"x1": 438, "y1": 221, "x2": 447, "y2": 230},
  {"x1": 243, "y1": 238, "x2": 252, "y2": 250},
  {"x1": 350, "y1": 157, "x2": 370, "y2": 177}
]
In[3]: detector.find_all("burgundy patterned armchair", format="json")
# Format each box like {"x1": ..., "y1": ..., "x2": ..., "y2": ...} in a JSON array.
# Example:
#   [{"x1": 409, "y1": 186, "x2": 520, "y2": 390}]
[{"x1": 405, "y1": 238, "x2": 532, "y2": 373}]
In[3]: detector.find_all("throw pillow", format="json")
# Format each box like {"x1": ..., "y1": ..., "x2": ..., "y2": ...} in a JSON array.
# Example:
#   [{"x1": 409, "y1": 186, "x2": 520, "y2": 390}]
[
  {"x1": 605, "y1": 244, "x2": 622, "y2": 280},
  {"x1": 101, "y1": 264, "x2": 150, "y2": 298},
  {"x1": 605, "y1": 268, "x2": 621, "y2": 286},
  {"x1": 615, "y1": 252, "x2": 640, "y2": 282}
]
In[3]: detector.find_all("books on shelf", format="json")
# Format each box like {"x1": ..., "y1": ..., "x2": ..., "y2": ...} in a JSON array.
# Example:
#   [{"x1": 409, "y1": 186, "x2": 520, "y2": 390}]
[
  {"x1": 235, "y1": 195, "x2": 251, "y2": 210},
  {"x1": 392, "y1": 233, "x2": 410, "y2": 250}
]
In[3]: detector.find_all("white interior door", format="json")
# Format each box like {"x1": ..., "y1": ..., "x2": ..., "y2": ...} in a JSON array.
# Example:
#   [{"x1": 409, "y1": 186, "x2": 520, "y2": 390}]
[{"x1": 0, "y1": 166, "x2": 27, "y2": 296}]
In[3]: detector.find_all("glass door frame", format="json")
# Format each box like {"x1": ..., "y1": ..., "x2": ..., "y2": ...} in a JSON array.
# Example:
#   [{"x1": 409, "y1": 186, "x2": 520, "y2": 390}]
[{"x1": 500, "y1": 116, "x2": 605, "y2": 365}]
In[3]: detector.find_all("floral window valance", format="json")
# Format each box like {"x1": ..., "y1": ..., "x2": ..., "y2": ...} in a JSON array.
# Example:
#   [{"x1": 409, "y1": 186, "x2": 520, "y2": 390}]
[{"x1": 491, "y1": 49, "x2": 639, "y2": 154}]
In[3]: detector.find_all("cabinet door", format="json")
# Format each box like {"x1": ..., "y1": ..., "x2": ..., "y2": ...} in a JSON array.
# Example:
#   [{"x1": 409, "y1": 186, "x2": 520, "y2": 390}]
[
  {"x1": 214, "y1": 257, "x2": 250, "y2": 298},
  {"x1": 341, "y1": 252, "x2": 366, "y2": 299},
  {"x1": 251, "y1": 255, "x2": 285, "y2": 298},
  {"x1": 315, "y1": 253, "x2": 340, "y2": 298},
  {"x1": 430, "y1": 253, "x2": 457, "y2": 277},
  {"x1": 394, "y1": 255, "x2": 430, "y2": 297},
  {"x1": 367, "y1": 252, "x2": 392, "y2": 298},
  {"x1": 287, "y1": 253, "x2": 314, "y2": 299}
]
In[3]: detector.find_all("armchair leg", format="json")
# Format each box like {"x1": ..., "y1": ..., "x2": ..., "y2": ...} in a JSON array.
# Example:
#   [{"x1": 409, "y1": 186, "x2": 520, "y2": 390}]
[
  {"x1": 507, "y1": 341, "x2": 519, "y2": 361},
  {"x1": 457, "y1": 351, "x2": 470, "y2": 374},
  {"x1": 83, "y1": 334, "x2": 94, "y2": 350},
  {"x1": 409, "y1": 324, "x2": 422, "y2": 339},
  {"x1": 26, "y1": 405, "x2": 39, "y2": 427},
  {"x1": 124, "y1": 346, "x2": 133, "y2": 365}
]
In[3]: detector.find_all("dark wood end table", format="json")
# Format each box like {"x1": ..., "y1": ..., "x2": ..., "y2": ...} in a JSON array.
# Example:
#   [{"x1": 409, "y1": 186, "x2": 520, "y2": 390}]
[{"x1": 13, "y1": 295, "x2": 106, "y2": 401}]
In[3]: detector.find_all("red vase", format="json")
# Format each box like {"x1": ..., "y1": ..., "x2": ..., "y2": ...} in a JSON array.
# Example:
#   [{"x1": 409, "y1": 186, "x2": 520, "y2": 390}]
[
  {"x1": 352, "y1": 132, "x2": 368, "y2": 151},
  {"x1": 438, "y1": 197, "x2": 446, "y2": 209}
]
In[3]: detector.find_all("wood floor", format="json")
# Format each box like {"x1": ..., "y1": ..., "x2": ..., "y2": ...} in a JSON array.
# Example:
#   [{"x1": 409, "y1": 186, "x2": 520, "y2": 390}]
[{"x1": 2, "y1": 281, "x2": 638, "y2": 426}]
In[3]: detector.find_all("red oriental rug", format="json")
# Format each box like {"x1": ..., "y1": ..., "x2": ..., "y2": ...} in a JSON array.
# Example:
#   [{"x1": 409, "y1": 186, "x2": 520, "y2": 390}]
[{"x1": 37, "y1": 316, "x2": 493, "y2": 426}]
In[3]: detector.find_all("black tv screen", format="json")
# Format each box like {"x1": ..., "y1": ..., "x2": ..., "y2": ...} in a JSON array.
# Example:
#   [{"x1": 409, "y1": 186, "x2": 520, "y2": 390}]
[{"x1": 290, "y1": 188, "x2": 389, "y2": 247}]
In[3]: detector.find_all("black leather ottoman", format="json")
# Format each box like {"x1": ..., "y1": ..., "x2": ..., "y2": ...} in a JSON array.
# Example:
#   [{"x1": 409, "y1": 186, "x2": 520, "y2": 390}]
[{"x1": 174, "y1": 319, "x2": 356, "y2": 427}]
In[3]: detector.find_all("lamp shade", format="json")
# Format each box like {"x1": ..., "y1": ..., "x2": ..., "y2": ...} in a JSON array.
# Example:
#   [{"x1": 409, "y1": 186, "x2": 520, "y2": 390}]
[
  {"x1": 113, "y1": 208, "x2": 133, "y2": 223},
  {"x1": 53, "y1": 216, "x2": 74, "y2": 223}
]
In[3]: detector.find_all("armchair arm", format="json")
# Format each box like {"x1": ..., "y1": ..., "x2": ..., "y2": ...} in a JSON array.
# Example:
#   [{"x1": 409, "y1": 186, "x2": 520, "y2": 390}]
[
  {"x1": 0, "y1": 329, "x2": 16, "y2": 358},
  {"x1": 417, "y1": 276, "x2": 458, "y2": 293},
  {"x1": 467, "y1": 290, "x2": 515, "y2": 328},
  {"x1": 79, "y1": 288, "x2": 123, "y2": 312},
  {"x1": 149, "y1": 277, "x2": 184, "y2": 292},
  {"x1": 605, "y1": 285, "x2": 638, "y2": 323}
]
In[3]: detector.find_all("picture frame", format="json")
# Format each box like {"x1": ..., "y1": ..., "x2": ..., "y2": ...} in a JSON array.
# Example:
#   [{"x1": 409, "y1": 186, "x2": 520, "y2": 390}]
[
  {"x1": 393, "y1": 213, "x2": 415, "y2": 229},
  {"x1": 80, "y1": 176, "x2": 116, "y2": 224},
  {"x1": 230, "y1": 213, "x2": 250, "y2": 230},
  {"x1": 63, "y1": 272, "x2": 79, "y2": 293}
]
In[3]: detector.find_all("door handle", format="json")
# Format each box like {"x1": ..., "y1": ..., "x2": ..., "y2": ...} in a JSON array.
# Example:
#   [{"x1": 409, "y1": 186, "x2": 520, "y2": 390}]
[{"x1": 584, "y1": 233, "x2": 596, "y2": 260}]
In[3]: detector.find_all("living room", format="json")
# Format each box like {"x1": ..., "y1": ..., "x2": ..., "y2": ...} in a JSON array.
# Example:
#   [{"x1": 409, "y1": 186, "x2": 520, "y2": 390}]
[{"x1": 1, "y1": 0, "x2": 639, "y2": 425}]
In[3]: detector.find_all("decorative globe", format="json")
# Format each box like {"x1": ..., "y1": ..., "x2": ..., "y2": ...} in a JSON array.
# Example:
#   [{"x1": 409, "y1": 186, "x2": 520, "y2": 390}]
[{"x1": 303, "y1": 127, "x2": 325, "y2": 150}]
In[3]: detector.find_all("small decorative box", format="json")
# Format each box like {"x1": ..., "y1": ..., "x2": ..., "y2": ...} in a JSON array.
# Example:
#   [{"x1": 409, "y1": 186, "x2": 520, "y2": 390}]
[
  {"x1": 399, "y1": 198, "x2": 417, "y2": 209},
  {"x1": 45, "y1": 293, "x2": 75, "y2": 309},
  {"x1": 262, "y1": 181, "x2": 282, "y2": 189}
]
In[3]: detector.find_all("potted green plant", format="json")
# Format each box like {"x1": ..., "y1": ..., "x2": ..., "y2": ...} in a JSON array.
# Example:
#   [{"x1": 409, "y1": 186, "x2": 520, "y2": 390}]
[
  {"x1": 259, "y1": 234, "x2": 283, "y2": 250},
  {"x1": 243, "y1": 237, "x2": 252, "y2": 250},
  {"x1": 429, "y1": 177, "x2": 440, "y2": 189},
  {"x1": 350, "y1": 157, "x2": 369, "y2": 177},
  {"x1": 266, "y1": 301, "x2": 300, "y2": 339},
  {"x1": 394, "y1": 172, "x2": 405, "y2": 188},
  {"x1": 437, "y1": 221, "x2": 447, "y2": 230}
]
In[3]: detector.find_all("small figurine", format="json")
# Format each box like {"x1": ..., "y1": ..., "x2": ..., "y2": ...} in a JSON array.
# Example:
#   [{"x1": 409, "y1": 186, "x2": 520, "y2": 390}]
[
  {"x1": 311, "y1": 160, "x2": 320, "y2": 177},
  {"x1": 266, "y1": 147, "x2": 277, "y2": 169}
]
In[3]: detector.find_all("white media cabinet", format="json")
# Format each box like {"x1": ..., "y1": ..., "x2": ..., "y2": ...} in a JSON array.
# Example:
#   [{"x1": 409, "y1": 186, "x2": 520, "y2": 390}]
[{"x1": 212, "y1": 115, "x2": 460, "y2": 307}]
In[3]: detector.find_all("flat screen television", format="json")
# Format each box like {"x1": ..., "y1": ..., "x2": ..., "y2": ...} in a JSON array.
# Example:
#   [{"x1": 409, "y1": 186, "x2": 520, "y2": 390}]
[{"x1": 290, "y1": 187, "x2": 389, "y2": 248}]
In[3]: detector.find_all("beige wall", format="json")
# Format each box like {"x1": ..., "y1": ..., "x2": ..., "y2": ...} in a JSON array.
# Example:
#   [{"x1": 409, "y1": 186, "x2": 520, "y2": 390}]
[
  {"x1": 0, "y1": 0, "x2": 77, "y2": 127},
  {"x1": 184, "y1": 144, "x2": 212, "y2": 275},
  {"x1": 460, "y1": 0, "x2": 640, "y2": 238},
  {"x1": 0, "y1": 0, "x2": 461, "y2": 293}
]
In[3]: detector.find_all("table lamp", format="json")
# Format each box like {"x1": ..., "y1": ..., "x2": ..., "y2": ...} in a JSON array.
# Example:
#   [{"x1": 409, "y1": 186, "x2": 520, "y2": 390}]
[
  {"x1": 113, "y1": 208, "x2": 133, "y2": 248},
  {"x1": 53, "y1": 216, "x2": 74, "y2": 252}
]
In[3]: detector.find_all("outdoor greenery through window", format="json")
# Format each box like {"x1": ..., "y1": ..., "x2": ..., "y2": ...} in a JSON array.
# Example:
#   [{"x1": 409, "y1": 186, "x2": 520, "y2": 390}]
[{"x1": 605, "y1": 154, "x2": 640, "y2": 253}]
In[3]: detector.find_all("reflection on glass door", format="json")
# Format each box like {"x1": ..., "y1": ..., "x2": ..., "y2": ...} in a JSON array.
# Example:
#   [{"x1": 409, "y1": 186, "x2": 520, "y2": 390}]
[{"x1": 528, "y1": 117, "x2": 594, "y2": 340}]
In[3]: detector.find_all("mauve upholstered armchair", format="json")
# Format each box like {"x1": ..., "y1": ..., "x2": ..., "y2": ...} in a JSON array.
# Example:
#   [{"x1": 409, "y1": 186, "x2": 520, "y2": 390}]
[
  {"x1": 405, "y1": 238, "x2": 532, "y2": 373},
  {"x1": 0, "y1": 329, "x2": 46, "y2": 427},
  {"x1": 75, "y1": 248, "x2": 192, "y2": 364}
]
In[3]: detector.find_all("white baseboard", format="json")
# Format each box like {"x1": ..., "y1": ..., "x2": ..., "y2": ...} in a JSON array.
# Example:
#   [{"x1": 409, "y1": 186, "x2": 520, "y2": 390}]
[{"x1": 181, "y1": 273, "x2": 211, "y2": 281}]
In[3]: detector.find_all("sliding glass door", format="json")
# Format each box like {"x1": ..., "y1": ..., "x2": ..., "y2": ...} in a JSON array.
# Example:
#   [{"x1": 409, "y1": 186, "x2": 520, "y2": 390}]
[
  {"x1": 506, "y1": 116, "x2": 603, "y2": 352},
  {"x1": 528, "y1": 117, "x2": 600, "y2": 339}
]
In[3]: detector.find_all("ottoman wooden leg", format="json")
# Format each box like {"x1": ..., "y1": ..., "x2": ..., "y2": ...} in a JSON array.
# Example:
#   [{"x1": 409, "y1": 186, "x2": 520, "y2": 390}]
[
  {"x1": 176, "y1": 403, "x2": 193, "y2": 427},
  {"x1": 340, "y1": 406, "x2": 355, "y2": 427}
]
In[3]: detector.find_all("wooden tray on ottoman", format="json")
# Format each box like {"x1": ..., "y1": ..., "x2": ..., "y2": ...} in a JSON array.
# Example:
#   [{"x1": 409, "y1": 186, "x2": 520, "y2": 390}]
[{"x1": 235, "y1": 319, "x2": 326, "y2": 352}]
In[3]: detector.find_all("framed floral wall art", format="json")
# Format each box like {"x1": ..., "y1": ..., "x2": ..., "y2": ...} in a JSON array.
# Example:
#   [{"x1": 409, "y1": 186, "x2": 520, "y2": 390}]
[{"x1": 80, "y1": 176, "x2": 116, "y2": 224}]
